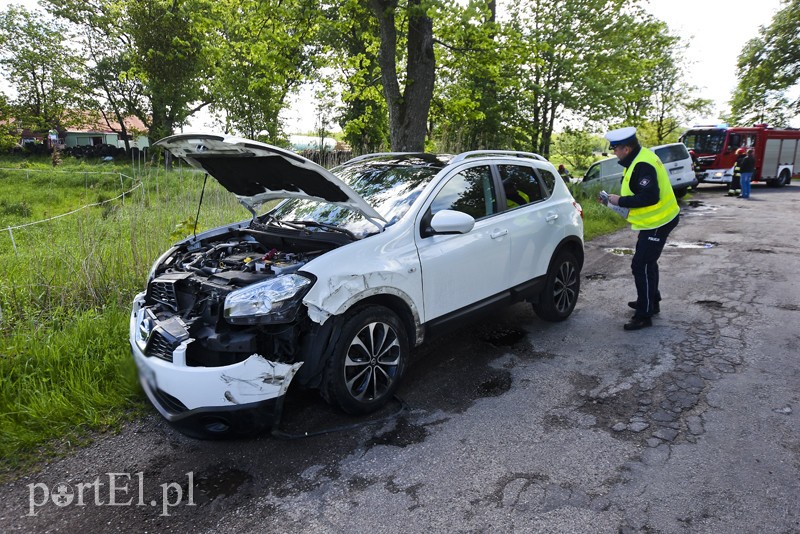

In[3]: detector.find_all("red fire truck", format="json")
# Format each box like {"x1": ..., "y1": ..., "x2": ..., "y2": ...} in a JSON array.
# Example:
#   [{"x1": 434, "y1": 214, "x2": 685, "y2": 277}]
[{"x1": 679, "y1": 124, "x2": 800, "y2": 187}]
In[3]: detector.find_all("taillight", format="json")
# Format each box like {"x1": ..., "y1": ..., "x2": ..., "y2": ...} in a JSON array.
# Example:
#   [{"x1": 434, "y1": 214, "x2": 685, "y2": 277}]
[{"x1": 572, "y1": 201, "x2": 583, "y2": 219}]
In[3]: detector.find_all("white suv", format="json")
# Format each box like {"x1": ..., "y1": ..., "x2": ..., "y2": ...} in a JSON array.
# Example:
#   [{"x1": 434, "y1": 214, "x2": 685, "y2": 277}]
[{"x1": 130, "y1": 134, "x2": 585, "y2": 438}]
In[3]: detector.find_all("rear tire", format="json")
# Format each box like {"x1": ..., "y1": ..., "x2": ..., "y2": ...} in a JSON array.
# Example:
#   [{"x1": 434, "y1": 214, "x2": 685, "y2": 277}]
[
  {"x1": 532, "y1": 250, "x2": 580, "y2": 322},
  {"x1": 321, "y1": 306, "x2": 408, "y2": 415}
]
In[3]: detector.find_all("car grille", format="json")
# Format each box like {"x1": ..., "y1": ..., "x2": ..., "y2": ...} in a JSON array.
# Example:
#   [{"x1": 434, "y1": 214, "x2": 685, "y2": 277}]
[
  {"x1": 150, "y1": 280, "x2": 178, "y2": 309},
  {"x1": 146, "y1": 330, "x2": 176, "y2": 362}
]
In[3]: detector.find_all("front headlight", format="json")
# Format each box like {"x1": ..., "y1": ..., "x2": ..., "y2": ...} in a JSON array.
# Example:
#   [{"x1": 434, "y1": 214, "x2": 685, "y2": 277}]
[{"x1": 224, "y1": 274, "x2": 313, "y2": 325}]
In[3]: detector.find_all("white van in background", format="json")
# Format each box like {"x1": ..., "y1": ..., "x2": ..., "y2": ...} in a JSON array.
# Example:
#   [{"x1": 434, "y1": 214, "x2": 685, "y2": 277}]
[
  {"x1": 574, "y1": 142, "x2": 698, "y2": 198},
  {"x1": 651, "y1": 142, "x2": 698, "y2": 198}
]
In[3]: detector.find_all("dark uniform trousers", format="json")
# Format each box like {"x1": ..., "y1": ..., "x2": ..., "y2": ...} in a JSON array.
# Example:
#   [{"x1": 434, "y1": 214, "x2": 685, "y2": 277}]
[{"x1": 631, "y1": 214, "x2": 680, "y2": 318}]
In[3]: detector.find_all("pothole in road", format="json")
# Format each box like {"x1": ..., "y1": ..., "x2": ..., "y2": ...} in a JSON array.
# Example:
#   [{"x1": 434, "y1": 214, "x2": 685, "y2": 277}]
[
  {"x1": 607, "y1": 247, "x2": 634, "y2": 256},
  {"x1": 195, "y1": 466, "x2": 252, "y2": 502},
  {"x1": 481, "y1": 327, "x2": 526, "y2": 346},
  {"x1": 585, "y1": 273, "x2": 606, "y2": 280},
  {"x1": 666, "y1": 241, "x2": 717, "y2": 249},
  {"x1": 696, "y1": 300, "x2": 724, "y2": 308},
  {"x1": 746, "y1": 248, "x2": 776, "y2": 254},
  {"x1": 684, "y1": 200, "x2": 719, "y2": 213},
  {"x1": 477, "y1": 371, "x2": 512, "y2": 397},
  {"x1": 366, "y1": 417, "x2": 428, "y2": 448}
]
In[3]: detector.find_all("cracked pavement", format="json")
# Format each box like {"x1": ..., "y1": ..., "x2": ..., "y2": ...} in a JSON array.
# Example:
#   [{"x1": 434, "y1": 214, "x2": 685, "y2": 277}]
[{"x1": 1, "y1": 185, "x2": 798, "y2": 533}]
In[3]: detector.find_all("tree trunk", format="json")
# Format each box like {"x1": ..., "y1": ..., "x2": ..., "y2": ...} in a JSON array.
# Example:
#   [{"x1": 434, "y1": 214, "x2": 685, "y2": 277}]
[{"x1": 368, "y1": 0, "x2": 435, "y2": 152}]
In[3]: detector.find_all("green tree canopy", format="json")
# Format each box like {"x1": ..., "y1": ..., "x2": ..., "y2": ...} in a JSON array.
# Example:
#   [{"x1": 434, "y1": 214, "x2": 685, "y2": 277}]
[
  {"x1": 0, "y1": 5, "x2": 86, "y2": 132},
  {"x1": 208, "y1": 0, "x2": 321, "y2": 143},
  {"x1": 729, "y1": 0, "x2": 800, "y2": 127}
]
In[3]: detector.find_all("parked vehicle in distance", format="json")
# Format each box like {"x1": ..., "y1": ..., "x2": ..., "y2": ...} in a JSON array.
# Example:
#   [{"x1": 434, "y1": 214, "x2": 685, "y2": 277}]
[
  {"x1": 130, "y1": 134, "x2": 585, "y2": 439},
  {"x1": 573, "y1": 142, "x2": 697, "y2": 198},
  {"x1": 651, "y1": 142, "x2": 698, "y2": 198},
  {"x1": 573, "y1": 156, "x2": 624, "y2": 196}
]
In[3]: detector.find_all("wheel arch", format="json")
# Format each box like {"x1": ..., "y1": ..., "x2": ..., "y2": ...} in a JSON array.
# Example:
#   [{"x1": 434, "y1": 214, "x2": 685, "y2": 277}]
[
  {"x1": 553, "y1": 235, "x2": 585, "y2": 273},
  {"x1": 343, "y1": 293, "x2": 419, "y2": 348}
]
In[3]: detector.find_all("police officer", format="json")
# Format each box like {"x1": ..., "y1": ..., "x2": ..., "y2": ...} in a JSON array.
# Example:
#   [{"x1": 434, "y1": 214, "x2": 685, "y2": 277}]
[{"x1": 602, "y1": 127, "x2": 681, "y2": 330}]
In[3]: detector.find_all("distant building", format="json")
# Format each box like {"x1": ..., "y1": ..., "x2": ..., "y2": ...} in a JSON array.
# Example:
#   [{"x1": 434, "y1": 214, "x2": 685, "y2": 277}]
[
  {"x1": 288, "y1": 135, "x2": 337, "y2": 152},
  {"x1": 62, "y1": 114, "x2": 149, "y2": 150}
]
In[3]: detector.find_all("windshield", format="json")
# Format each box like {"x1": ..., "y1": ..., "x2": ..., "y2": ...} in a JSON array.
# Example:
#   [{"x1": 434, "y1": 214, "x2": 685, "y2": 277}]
[
  {"x1": 268, "y1": 162, "x2": 440, "y2": 238},
  {"x1": 654, "y1": 144, "x2": 689, "y2": 164},
  {"x1": 680, "y1": 130, "x2": 726, "y2": 155}
]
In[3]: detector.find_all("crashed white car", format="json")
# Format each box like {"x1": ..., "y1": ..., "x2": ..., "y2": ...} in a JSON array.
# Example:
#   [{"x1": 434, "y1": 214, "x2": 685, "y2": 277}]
[{"x1": 130, "y1": 134, "x2": 585, "y2": 438}]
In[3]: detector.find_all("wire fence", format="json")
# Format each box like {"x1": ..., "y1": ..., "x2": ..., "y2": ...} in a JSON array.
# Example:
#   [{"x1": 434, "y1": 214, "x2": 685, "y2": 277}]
[{"x1": 0, "y1": 169, "x2": 140, "y2": 254}]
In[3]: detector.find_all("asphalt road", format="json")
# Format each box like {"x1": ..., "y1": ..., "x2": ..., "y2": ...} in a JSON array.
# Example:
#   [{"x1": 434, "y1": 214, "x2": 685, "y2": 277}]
[{"x1": 2, "y1": 184, "x2": 799, "y2": 533}]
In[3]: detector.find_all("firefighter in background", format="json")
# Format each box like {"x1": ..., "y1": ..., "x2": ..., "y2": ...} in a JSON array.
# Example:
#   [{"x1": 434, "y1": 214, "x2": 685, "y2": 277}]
[
  {"x1": 739, "y1": 148, "x2": 756, "y2": 199},
  {"x1": 729, "y1": 147, "x2": 746, "y2": 196}
]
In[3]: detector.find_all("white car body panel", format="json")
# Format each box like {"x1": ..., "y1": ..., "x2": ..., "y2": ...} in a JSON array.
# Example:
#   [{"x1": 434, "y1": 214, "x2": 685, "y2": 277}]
[
  {"x1": 416, "y1": 216, "x2": 512, "y2": 320},
  {"x1": 299, "y1": 221, "x2": 424, "y2": 324}
]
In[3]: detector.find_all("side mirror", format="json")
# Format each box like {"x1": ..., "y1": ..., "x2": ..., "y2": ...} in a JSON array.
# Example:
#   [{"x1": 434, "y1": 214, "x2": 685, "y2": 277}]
[{"x1": 429, "y1": 210, "x2": 475, "y2": 235}]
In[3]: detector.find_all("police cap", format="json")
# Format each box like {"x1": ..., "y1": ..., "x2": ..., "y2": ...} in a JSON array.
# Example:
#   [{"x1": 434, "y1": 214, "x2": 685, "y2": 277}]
[{"x1": 604, "y1": 126, "x2": 638, "y2": 148}]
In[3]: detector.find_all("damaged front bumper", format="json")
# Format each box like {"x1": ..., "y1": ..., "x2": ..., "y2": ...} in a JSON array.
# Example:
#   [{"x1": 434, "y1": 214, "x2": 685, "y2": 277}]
[{"x1": 130, "y1": 294, "x2": 302, "y2": 438}]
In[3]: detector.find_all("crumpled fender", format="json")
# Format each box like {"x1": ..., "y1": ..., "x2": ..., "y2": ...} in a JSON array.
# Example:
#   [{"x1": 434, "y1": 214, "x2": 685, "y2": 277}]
[{"x1": 302, "y1": 272, "x2": 424, "y2": 345}]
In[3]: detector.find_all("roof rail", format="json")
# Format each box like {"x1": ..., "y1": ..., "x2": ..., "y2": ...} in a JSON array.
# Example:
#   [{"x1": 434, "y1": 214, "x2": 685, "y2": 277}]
[
  {"x1": 450, "y1": 150, "x2": 547, "y2": 164},
  {"x1": 343, "y1": 152, "x2": 424, "y2": 165}
]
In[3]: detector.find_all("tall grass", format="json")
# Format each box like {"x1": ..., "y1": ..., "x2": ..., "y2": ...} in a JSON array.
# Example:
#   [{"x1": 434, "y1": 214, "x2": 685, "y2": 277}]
[{"x1": 0, "y1": 157, "x2": 245, "y2": 477}]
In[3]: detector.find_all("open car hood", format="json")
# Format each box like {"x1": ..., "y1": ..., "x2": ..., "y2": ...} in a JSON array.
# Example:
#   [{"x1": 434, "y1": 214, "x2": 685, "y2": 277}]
[{"x1": 155, "y1": 133, "x2": 385, "y2": 225}]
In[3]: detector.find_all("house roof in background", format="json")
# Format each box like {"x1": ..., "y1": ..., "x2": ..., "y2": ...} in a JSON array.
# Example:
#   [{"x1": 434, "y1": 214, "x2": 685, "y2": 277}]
[{"x1": 65, "y1": 113, "x2": 148, "y2": 134}]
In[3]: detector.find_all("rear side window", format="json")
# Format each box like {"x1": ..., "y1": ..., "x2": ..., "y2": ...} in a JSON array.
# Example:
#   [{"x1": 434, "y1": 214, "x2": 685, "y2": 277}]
[
  {"x1": 498, "y1": 164, "x2": 545, "y2": 208},
  {"x1": 655, "y1": 144, "x2": 690, "y2": 164},
  {"x1": 539, "y1": 169, "x2": 559, "y2": 196},
  {"x1": 430, "y1": 165, "x2": 496, "y2": 219}
]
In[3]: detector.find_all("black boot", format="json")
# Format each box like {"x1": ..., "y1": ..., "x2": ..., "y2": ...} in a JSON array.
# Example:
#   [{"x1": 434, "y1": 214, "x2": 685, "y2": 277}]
[
  {"x1": 624, "y1": 316, "x2": 652, "y2": 331},
  {"x1": 628, "y1": 301, "x2": 660, "y2": 314}
]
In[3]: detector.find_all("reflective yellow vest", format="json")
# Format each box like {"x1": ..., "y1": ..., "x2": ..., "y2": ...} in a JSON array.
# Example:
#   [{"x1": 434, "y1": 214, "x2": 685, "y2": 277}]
[
  {"x1": 621, "y1": 148, "x2": 680, "y2": 230},
  {"x1": 506, "y1": 189, "x2": 530, "y2": 208}
]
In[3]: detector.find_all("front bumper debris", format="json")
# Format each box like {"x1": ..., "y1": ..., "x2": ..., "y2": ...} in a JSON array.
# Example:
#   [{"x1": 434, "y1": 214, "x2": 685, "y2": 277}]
[{"x1": 130, "y1": 295, "x2": 303, "y2": 438}]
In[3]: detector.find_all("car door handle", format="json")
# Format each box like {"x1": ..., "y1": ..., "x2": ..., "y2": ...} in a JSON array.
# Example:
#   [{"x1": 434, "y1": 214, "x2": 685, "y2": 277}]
[
  {"x1": 490, "y1": 229, "x2": 508, "y2": 239},
  {"x1": 546, "y1": 213, "x2": 559, "y2": 222}
]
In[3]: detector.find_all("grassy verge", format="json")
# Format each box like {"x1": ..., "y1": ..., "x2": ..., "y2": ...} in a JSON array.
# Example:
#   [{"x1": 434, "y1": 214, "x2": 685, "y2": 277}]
[
  {"x1": 0, "y1": 155, "x2": 629, "y2": 480},
  {"x1": 0, "y1": 156, "x2": 243, "y2": 479}
]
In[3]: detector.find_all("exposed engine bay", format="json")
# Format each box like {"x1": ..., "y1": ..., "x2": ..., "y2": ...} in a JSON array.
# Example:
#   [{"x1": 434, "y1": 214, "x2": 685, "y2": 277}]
[{"x1": 139, "y1": 219, "x2": 350, "y2": 369}]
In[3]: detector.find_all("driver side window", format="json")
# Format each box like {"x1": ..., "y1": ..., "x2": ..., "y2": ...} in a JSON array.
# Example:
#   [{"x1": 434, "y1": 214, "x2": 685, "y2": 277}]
[
  {"x1": 585, "y1": 164, "x2": 600, "y2": 182},
  {"x1": 430, "y1": 165, "x2": 496, "y2": 219}
]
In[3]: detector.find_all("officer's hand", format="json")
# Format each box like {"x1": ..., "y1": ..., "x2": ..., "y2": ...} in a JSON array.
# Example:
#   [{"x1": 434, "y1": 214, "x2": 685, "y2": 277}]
[{"x1": 608, "y1": 194, "x2": 621, "y2": 206}]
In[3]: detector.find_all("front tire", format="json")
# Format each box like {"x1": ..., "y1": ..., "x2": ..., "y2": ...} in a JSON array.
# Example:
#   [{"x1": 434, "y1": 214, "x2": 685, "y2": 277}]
[
  {"x1": 532, "y1": 250, "x2": 580, "y2": 322},
  {"x1": 322, "y1": 306, "x2": 408, "y2": 414}
]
